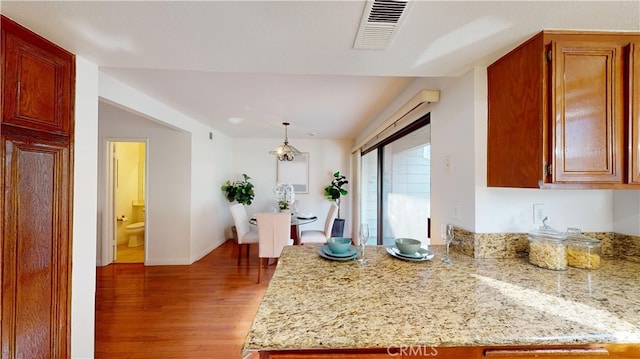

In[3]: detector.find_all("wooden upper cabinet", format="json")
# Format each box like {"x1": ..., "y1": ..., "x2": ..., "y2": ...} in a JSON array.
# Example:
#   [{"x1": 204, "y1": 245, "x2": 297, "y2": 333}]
[
  {"x1": 551, "y1": 40, "x2": 624, "y2": 183},
  {"x1": 630, "y1": 41, "x2": 640, "y2": 184},
  {"x1": 487, "y1": 33, "x2": 547, "y2": 188},
  {"x1": 1, "y1": 16, "x2": 74, "y2": 136},
  {"x1": 487, "y1": 31, "x2": 640, "y2": 189}
]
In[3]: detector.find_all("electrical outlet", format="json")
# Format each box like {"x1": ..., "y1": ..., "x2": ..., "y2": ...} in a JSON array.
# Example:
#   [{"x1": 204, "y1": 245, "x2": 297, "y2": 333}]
[
  {"x1": 533, "y1": 203, "x2": 547, "y2": 225},
  {"x1": 452, "y1": 201, "x2": 461, "y2": 220}
]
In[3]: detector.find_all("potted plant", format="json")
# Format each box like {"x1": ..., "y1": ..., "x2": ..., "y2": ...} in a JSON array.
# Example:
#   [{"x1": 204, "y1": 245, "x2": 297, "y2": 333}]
[
  {"x1": 278, "y1": 200, "x2": 290, "y2": 211},
  {"x1": 324, "y1": 171, "x2": 348, "y2": 236},
  {"x1": 221, "y1": 174, "x2": 255, "y2": 205}
]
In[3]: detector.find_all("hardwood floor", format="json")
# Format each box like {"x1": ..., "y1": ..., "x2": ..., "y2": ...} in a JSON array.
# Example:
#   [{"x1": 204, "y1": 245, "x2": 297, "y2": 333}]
[{"x1": 95, "y1": 240, "x2": 273, "y2": 358}]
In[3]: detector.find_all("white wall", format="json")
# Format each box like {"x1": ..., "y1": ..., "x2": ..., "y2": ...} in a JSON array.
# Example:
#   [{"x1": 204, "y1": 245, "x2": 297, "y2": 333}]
[
  {"x1": 99, "y1": 102, "x2": 192, "y2": 264},
  {"x1": 189, "y1": 128, "x2": 234, "y2": 262},
  {"x1": 226, "y1": 137, "x2": 353, "y2": 237},
  {"x1": 613, "y1": 190, "x2": 640, "y2": 235},
  {"x1": 357, "y1": 73, "x2": 478, "y2": 244},
  {"x1": 428, "y1": 71, "x2": 477, "y2": 239},
  {"x1": 72, "y1": 56, "x2": 98, "y2": 359},
  {"x1": 475, "y1": 188, "x2": 613, "y2": 233},
  {"x1": 99, "y1": 74, "x2": 233, "y2": 264}
]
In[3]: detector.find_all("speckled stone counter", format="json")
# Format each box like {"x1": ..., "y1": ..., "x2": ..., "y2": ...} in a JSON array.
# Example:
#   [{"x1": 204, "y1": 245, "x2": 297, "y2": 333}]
[{"x1": 242, "y1": 245, "x2": 640, "y2": 356}]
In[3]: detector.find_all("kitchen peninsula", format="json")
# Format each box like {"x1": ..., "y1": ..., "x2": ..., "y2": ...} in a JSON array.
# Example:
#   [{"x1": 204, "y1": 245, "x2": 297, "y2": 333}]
[{"x1": 242, "y1": 245, "x2": 640, "y2": 358}]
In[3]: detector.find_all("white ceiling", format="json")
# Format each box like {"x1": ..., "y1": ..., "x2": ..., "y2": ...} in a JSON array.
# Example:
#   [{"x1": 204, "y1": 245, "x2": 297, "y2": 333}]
[{"x1": 2, "y1": 1, "x2": 639, "y2": 139}]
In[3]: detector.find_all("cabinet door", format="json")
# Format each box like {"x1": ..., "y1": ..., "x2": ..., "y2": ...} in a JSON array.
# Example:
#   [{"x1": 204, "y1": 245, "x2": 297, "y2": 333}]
[
  {"x1": 487, "y1": 33, "x2": 546, "y2": 188},
  {"x1": 1, "y1": 16, "x2": 74, "y2": 136},
  {"x1": 630, "y1": 42, "x2": 640, "y2": 184},
  {"x1": 1, "y1": 134, "x2": 72, "y2": 359},
  {"x1": 551, "y1": 41, "x2": 624, "y2": 183}
]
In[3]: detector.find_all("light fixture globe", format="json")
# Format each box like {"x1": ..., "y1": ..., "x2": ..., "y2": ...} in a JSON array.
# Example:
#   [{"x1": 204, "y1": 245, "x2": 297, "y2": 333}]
[{"x1": 270, "y1": 122, "x2": 301, "y2": 161}]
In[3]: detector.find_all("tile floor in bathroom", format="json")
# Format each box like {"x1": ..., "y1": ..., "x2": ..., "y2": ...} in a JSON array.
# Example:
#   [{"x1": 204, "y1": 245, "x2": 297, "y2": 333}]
[{"x1": 114, "y1": 243, "x2": 144, "y2": 263}]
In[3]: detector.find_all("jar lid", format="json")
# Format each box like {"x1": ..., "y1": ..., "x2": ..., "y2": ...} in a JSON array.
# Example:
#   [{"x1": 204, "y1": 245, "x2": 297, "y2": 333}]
[
  {"x1": 528, "y1": 223, "x2": 567, "y2": 243},
  {"x1": 565, "y1": 228, "x2": 601, "y2": 247}
]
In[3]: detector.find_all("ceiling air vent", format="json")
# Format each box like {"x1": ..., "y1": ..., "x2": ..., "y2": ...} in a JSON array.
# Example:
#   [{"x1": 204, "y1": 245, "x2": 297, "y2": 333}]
[{"x1": 353, "y1": 0, "x2": 413, "y2": 50}]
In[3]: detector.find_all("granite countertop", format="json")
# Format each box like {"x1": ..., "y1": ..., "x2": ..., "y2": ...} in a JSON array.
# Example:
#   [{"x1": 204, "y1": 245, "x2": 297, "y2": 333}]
[{"x1": 242, "y1": 245, "x2": 640, "y2": 355}]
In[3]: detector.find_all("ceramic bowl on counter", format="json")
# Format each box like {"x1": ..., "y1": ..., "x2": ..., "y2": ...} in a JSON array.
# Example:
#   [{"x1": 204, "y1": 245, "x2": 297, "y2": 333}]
[
  {"x1": 395, "y1": 238, "x2": 422, "y2": 255},
  {"x1": 326, "y1": 237, "x2": 352, "y2": 254}
]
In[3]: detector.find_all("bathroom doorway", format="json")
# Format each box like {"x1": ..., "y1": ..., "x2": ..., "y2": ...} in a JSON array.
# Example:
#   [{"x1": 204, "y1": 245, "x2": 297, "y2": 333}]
[{"x1": 107, "y1": 141, "x2": 147, "y2": 264}]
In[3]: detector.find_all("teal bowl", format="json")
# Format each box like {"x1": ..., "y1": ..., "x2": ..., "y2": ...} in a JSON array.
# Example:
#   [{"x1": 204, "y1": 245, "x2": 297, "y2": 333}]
[
  {"x1": 327, "y1": 237, "x2": 352, "y2": 254},
  {"x1": 395, "y1": 238, "x2": 422, "y2": 255}
]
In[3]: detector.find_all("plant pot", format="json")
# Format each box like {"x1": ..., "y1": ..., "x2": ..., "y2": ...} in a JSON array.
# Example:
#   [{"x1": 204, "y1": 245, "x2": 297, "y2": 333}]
[{"x1": 331, "y1": 218, "x2": 345, "y2": 237}]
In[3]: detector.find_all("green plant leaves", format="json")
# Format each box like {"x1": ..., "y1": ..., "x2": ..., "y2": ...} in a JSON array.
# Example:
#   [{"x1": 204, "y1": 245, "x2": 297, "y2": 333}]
[
  {"x1": 324, "y1": 171, "x2": 348, "y2": 218},
  {"x1": 221, "y1": 174, "x2": 255, "y2": 205}
]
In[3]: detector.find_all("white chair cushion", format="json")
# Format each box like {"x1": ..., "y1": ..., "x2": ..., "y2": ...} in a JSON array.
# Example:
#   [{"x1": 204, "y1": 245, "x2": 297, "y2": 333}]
[
  {"x1": 300, "y1": 230, "x2": 328, "y2": 244},
  {"x1": 300, "y1": 203, "x2": 338, "y2": 244},
  {"x1": 242, "y1": 228, "x2": 260, "y2": 244},
  {"x1": 231, "y1": 203, "x2": 260, "y2": 244}
]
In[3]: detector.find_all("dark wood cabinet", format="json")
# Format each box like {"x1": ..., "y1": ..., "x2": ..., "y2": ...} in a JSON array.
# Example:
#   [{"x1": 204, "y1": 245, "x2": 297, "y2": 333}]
[
  {"x1": 1, "y1": 17, "x2": 74, "y2": 136},
  {"x1": 258, "y1": 343, "x2": 640, "y2": 358},
  {"x1": 487, "y1": 31, "x2": 640, "y2": 189},
  {"x1": 630, "y1": 41, "x2": 640, "y2": 184},
  {"x1": 551, "y1": 40, "x2": 624, "y2": 184},
  {"x1": 1, "y1": 15, "x2": 74, "y2": 359}
]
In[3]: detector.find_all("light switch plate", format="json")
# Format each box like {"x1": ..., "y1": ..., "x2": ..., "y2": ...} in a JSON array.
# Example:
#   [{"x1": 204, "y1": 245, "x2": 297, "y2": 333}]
[
  {"x1": 444, "y1": 155, "x2": 452, "y2": 172},
  {"x1": 453, "y1": 201, "x2": 461, "y2": 220},
  {"x1": 533, "y1": 203, "x2": 546, "y2": 225}
]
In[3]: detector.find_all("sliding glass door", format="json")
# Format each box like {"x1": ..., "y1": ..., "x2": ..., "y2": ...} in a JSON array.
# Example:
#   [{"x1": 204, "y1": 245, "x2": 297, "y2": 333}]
[
  {"x1": 361, "y1": 149, "x2": 379, "y2": 244},
  {"x1": 360, "y1": 115, "x2": 431, "y2": 246}
]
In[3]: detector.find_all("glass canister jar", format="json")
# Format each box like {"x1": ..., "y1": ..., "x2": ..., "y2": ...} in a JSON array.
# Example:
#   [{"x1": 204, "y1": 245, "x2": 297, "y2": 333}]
[
  {"x1": 565, "y1": 228, "x2": 602, "y2": 269},
  {"x1": 527, "y1": 223, "x2": 568, "y2": 270}
]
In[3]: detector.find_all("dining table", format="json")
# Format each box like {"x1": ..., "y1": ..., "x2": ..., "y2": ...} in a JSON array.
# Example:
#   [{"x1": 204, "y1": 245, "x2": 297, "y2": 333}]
[{"x1": 250, "y1": 214, "x2": 318, "y2": 245}]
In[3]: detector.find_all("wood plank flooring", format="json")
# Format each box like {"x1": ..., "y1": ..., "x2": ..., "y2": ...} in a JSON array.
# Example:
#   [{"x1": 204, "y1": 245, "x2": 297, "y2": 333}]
[{"x1": 95, "y1": 240, "x2": 272, "y2": 359}]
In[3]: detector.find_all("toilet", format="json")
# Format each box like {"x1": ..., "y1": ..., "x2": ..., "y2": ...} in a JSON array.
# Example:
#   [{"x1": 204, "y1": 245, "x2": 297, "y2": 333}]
[{"x1": 125, "y1": 222, "x2": 145, "y2": 247}]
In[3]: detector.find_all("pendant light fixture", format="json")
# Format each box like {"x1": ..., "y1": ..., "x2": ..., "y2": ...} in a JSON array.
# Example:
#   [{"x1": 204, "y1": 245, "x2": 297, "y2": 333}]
[{"x1": 270, "y1": 122, "x2": 301, "y2": 161}]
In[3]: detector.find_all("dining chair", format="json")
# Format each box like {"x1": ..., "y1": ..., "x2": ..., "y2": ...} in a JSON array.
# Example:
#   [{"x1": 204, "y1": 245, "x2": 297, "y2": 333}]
[
  {"x1": 300, "y1": 202, "x2": 338, "y2": 244},
  {"x1": 230, "y1": 203, "x2": 259, "y2": 265},
  {"x1": 256, "y1": 212, "x2": 292, "y2": 283}
]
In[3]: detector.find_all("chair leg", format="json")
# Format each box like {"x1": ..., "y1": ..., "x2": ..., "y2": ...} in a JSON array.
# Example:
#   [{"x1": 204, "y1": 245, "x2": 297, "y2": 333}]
[
  {"x1": 257, "y1": 258, "x2": 262, "y2": 284},
  {"x1": 237, "y1": 243, "x2": 242, "y2": 266}
]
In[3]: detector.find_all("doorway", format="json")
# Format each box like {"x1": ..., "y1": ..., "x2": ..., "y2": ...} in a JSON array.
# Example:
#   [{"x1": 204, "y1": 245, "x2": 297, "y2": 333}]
[{"x1": 107, "y1": 141, "x2": 147, "y2": 264}]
